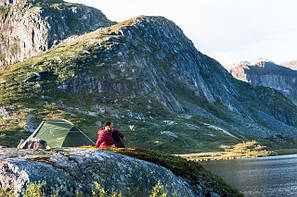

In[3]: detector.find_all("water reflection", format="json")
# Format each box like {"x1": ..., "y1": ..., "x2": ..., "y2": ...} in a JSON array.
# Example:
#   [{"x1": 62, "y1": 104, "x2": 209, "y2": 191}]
[{"x1": 202, "y1": 154, "x2": 297, "y2": 197}]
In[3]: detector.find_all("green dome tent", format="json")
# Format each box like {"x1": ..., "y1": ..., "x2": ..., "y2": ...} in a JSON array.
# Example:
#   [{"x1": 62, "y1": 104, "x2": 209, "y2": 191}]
[{"x1": 25, "y1": 119, "x2": 95, "y2": 148}]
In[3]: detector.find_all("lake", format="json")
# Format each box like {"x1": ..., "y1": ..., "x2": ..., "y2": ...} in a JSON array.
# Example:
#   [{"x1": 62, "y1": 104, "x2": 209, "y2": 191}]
[{"x1": 202, "y1": 154, "x2": 297, "y2": 197}]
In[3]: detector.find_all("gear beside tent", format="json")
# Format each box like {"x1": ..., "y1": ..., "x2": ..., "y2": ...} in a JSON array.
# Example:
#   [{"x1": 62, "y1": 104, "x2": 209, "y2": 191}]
[{"x1": 22, "y1": 119, "x2": 95, "y2": 148}]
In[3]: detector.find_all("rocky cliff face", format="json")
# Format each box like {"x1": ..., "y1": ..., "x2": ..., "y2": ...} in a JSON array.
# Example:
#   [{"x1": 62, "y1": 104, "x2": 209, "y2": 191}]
[
  {"x1": 0, "y1": 0, "x2": 113, "y2": 69},
  {"x1": 59, "y1": 16, "x2": 238, "y2": 114},
  {"x1": 230, "y1": 60, "x2": 297, "y2": 105},
  {"x1": 0, "y1": 148, "x2": 241, "y2": 196}
]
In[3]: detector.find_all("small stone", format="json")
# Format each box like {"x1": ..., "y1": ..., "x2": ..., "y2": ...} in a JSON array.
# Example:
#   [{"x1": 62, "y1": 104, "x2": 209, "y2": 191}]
[
  {"x1": 95, "y1": 121, "x2": 102, "y2": 128},
  {"x1": 0, "y1": 107, "x2": 12, "y2": 120}
]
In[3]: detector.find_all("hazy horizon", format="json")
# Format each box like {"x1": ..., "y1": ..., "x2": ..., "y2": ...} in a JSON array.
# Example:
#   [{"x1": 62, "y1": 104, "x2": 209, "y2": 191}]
[{"x1": 66, "y1": 0, "x2": 297, "y2": 69}]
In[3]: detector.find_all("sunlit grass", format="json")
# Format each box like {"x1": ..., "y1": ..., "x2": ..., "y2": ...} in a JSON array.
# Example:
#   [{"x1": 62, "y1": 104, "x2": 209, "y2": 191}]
[{"x1": 177, "y1": 141, "x2": 276, "y2": 161}]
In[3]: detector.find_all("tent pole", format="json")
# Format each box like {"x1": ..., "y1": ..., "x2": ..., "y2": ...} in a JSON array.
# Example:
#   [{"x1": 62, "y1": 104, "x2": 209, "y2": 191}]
[
  {"x1": 78, "y1": 129, "x2": 95, "y2": 145},
  {"x1": 62, "y1": 119, "x2": 95, "y2": 145}
]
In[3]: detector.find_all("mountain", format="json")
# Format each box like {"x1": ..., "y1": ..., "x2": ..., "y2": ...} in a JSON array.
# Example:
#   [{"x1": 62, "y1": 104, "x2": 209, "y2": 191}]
[
  {"x1": 1, "y1": 4, "x2": 297, "y2": 153},
  {"x1": 282, "y1": 60, "x2": 297, "y2": 70},
  {"x1": 0, "y1": 0, "x2": 113, "y2": 69},
  {"x1": 230, "y1": 59, "x2": 297, "y2": 105}
]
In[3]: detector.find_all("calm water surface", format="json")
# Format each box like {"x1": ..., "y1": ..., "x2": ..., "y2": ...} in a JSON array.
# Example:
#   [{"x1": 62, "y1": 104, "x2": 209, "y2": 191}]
[{"x1": 202, "y1": 154, "x2": 297, "y2": 197}]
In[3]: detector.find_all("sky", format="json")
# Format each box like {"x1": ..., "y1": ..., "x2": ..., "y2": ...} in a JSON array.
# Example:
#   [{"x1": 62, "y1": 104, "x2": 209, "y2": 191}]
[{"x1": 66, "y1": 0, "x2": 297, "y2": 69}]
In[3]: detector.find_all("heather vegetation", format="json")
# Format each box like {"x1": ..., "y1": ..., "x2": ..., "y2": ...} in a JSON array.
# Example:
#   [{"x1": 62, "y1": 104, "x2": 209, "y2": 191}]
[{"x1": 0, "y1": 181, "x2": 167, "y2": 197}]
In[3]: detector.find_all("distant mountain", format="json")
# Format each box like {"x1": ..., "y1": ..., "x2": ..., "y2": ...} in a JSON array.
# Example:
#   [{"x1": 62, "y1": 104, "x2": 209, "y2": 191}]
[
  {"x1": 228, "y1": 58, "x2": 271, "y2": 71},
  {"x1": 1, "y1": 4, "x2": 297, "y2": 152},
  {"x1": 0, "y1": 0, "x2": 113, "y2": 69},
  {"x1": 281, "y1": 60, "x2": 297, "y2": 70},
  {"x1": 230, "y1": 59, "x2": 297, "y2": 105}
]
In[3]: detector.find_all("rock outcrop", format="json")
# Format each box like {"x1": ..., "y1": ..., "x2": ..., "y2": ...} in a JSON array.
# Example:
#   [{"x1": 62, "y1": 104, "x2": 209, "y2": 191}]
[
  {"x1": 0, "y1": 148, "x2": 239, "y2": 196},
  {"x1": 230, "y1": 59, "x2": 297, "y2": 105},
  {"x1": 0, "y1": 0, "x2": 113, "y2": 69}
]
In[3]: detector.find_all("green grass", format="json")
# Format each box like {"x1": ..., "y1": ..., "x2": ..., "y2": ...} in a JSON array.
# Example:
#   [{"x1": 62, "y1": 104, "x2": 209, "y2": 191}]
[
  {"x1": 0, "y1": 128, "x2": 30, "y2": 147},
  {"x1": 177, "y1": 141, "x2": 275, "y2": 161},
  {"x1": 0, "y1": 98, "x2": 246, "y2": 153},
  {"x1": 273, "y1": 149, "x2": 297, "y2": 155},
  {"x1": 107, "y1": 114, "x2": 243, "y2": 154},
  {"x1": 0, "y1": 6, "x2": 10, "y2": 18}
]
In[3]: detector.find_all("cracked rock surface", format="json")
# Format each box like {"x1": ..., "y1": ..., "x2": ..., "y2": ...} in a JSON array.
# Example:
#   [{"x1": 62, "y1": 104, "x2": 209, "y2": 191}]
[{"x1": 0, "y1": 148, "x2": 199, "y2": 196}]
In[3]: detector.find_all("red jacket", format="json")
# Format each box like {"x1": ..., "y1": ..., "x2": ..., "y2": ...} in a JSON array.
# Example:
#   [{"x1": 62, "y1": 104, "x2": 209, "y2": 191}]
[{"x1": 95, "y1": 128, "x2": 124, "y2": 148}]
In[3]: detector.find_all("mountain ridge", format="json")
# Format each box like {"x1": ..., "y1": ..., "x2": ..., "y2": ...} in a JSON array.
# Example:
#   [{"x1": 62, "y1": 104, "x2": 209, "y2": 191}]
[
  {"x1": 230, "y1": 60, "x2": 297, "y2": 106},
  {"x1": 1, "y1": 11, "x2": 297, "y2": 152},
  {"x1": 282, "y1": 60, "x2": 297, "y2": 70}
]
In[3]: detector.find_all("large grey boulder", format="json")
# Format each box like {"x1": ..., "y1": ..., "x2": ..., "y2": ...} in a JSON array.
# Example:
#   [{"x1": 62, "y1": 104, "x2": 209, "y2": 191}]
[{"x1": 0, "y1": 148, "x2": 198, "y2": 196}]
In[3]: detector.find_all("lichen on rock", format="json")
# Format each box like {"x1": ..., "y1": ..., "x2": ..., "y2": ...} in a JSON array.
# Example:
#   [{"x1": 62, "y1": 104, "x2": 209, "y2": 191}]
[
  {"x1": 0, "y1": 148, "x2": 243, "y2": 196},
  {"x1": 0, "y1": 148, "x2": 194, "y2": 196}
]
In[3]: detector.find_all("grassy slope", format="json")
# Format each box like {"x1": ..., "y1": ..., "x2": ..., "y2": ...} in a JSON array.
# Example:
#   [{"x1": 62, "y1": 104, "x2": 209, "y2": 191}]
[
  {"x1": 0, "y1": 16, "x2": 295, "y2": 156},
  {"x1": 0, "y1": 18, "x2": 246, "y2": 153},
  {"x1": 177, "y1": 141, "x2": 275, "y2": 161}
]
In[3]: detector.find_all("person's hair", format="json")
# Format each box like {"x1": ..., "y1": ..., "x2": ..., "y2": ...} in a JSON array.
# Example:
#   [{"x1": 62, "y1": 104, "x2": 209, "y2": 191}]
[{"x1": 103, "y1": 121, "x2": 112, "y2": 127}]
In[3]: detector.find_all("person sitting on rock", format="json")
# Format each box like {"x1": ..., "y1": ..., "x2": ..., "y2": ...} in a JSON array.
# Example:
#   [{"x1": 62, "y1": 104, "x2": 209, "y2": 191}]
[{"x1": 95, "y1": 121, "x2": 126, "y2": 148}]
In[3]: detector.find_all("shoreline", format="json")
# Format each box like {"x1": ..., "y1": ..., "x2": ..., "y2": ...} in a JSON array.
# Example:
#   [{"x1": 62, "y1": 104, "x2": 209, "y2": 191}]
[{"x1": 177, "y1": 148, "x2": 297, "y2": 162}]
